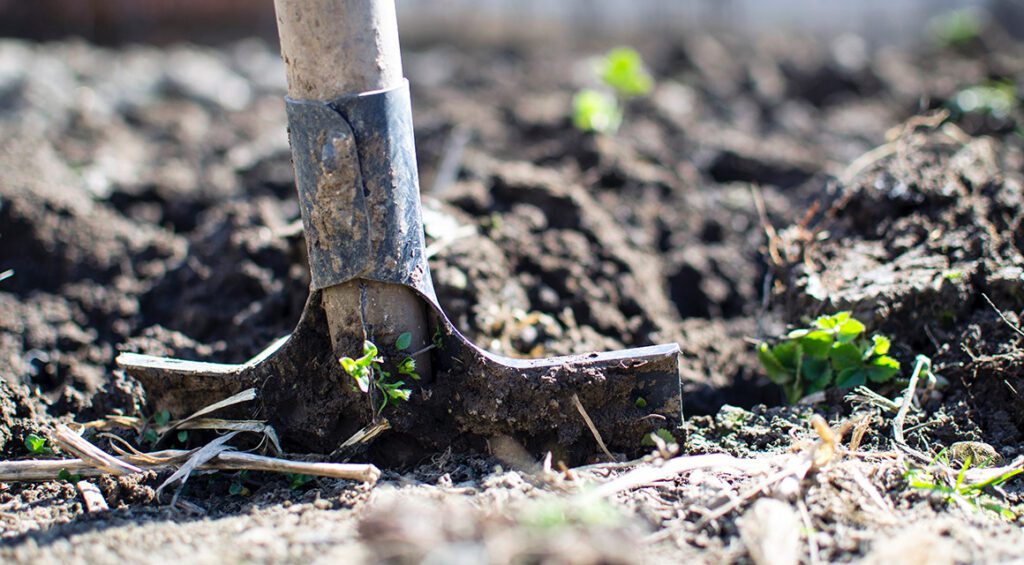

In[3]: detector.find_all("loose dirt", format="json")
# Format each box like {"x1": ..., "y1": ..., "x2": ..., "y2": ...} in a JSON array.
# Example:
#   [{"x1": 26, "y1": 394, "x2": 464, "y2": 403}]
[{"x1": 1, "y1": 24, "x2": 1023, "y2": 564}]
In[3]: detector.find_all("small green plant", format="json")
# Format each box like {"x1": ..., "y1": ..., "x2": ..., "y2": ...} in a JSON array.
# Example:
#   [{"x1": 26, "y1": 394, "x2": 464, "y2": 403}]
[
  {"x1": 228, "y1": 470, "x2": 251, "y2": 496},
  {"x1": 57, "y1": 468, "x2": 81, "y2": 483},
  {"x1": 758, "y1": 312, "x2": 900, "y2": 403},
  {"x1": 949, "y1": 80, "x2": 1017, "y2": 119},
  {"x1": 286, "y1": 473, "x2": 313, "y2": 491},
  {"x1": 339, "y1": 334, "x2": 419, "y2": 415},
  {"x1": 24, "y1": 433, "x2": 51, "y2": 455},
  {"x1": 142, "y1": 409, "x2": 172, "y2": 446},
  {"x1": 641, "y1": 428, "x2": 675, "y2": 447},
  {"x1": 928, "y1": 9, "x2": 982, "y2": 48},
  {"x1": 572, "y1": 47, "x2": 654, "y2": 134},
  {"x1": 572, "y1": 89, "x2": 622, "y2": 134},
  {"x1": 906, "y1": 453, "x2": 1022, "y2": 520},
  {"x1": 599, "y1": 47, "x2": 654, "y2": 98}
]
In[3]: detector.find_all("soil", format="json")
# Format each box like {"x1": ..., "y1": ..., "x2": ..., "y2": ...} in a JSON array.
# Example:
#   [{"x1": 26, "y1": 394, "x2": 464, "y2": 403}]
[{"x1": 2, "y1": 22, "x2": 1024, "y2": 564}]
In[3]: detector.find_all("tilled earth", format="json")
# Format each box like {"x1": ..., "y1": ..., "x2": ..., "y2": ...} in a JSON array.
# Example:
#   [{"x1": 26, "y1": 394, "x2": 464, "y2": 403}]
[{"x1": 1, "y1": 25, "x2": 1024, "y2": 564}]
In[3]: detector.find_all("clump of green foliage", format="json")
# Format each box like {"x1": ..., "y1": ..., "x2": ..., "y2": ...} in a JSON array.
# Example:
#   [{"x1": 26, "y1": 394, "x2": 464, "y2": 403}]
[
  {"x1": 928, "y1": 9, "x2": 982, "y2": 48},
  {"x1": 142, "y1": 409, "x2": 172, "y2": 446},
  {"x1": 906, "y1": 451, "x2": 1022, "y2": 520},
  {"x1": 758, "y1": 312, "x2": 900, "y2": 403},
  {"x1": 599, "y1": 47, "x2": 654, "y2": 98},
  {"x1": 572, "y1": 47, "x2": 654, "y2": 134},
  {"x1": 339, "y1": 333, "x2": 419, "y2": 415},
  {"x1": 24, "y1": 433, "x2": 51, "y2": 455},
  {"x1": 572, "y1": 90, "x2": 622, "y2": 134},
  {"x1": 948, "y1": 80, "x2": 1018, "y2": 119}
]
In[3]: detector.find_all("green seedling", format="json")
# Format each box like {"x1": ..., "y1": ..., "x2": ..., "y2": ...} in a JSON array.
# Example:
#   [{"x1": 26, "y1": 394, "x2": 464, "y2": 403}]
[
  {"x1": 339, "y1": 336, "x2": 418, "y2": 415},
  {"x1": 142, "y1": 409, "x2": 173, "y2": 447},
  {"x1": 758, "y1": 312, "x2": 900, "y2": 403},
  {"x1": 949, "y1": 80, "x2": 1017, "y2": 119},
  {"x1": 229, "y1": 470, "x2": 251, "y2": 496},
  {"x1": 287, "y1": 473, "x2": 314, "y2": 491},
  {"x1": 906, "y1": 453, "x2": 1022, "y2": 520},
  {"x1": 641, "y1": 428, "x2": 675, "y2": 447},
  {"x1": 572, "y1": 89, "x2": 622, "y2": 134},
  {"x1": 58, "y1": 468, "x2": 81, "y2": 483},
  {"x1": 572, "y1": 47, "x2": 654, "y2": 134},
  {"x1": 599, "y1": 47, "x2": 654, "y2": 98},
  {"x1": 928, "y1": 9, "x2": 982, "y2": 48},
  {"x1": 24, "y1": 433, "x2": 51, "y2": 455}
]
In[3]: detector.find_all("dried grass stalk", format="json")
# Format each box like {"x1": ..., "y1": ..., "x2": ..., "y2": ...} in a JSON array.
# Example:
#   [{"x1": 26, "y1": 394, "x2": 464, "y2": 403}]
[{"x1": 54, "y1": 424, "x2": 142, "y2": 476}]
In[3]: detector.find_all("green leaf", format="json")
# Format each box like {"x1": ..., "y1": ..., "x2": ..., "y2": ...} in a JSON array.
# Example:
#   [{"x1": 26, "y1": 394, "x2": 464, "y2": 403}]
[
  {"x1": 57, "y1": 468, "x2": 81, "y2": 483},
  {"x1": 153, "y1": 410, "x2": 171, "y2": 427},
  {"x1": 395, "y1": 332, "x2": 412, "y2": 351},
  {"x1": 813, "y1": 312, "x2": 850, "y2": 331},
  {"x1": 24, "y1": 433, "x2": 47, "y2": 454},
  {"x1": 758, "y1": 343, "x2": 792, "y2": 384},
  {"x1": 829, "y1": 343, "x2": 863, "y2": 371},
  {"x1": 802, "y1": 358, "x2": 832, "y2": 388},
  {"x1": 353, "y1": 372, "x2": 370, "y2": 393},
  {"x1": 836, "y1": 318, "x2": 866, "y2": 343},
  {"x1": 572, "y1": 89, "x2": 622, "y2": 134},
  {"x1": 634, "y1": 396, "x2": 647, "y2": 409},
  {"x1": 288, "y1": 473, "x2": 313, "y2": 490},
  {"x1": 339, "y1": 357, "x2": 359, "y2": 376},
  {"x1": 871, "y1": 335, "x2": 891, "y2": 356},
  {"x1": 642, "y1": 428, "x2": 675, "y2": 447},
  {"x1": 398, "y1": 356, "x2": 416, "y2": 375},
  {"x1": 361, "y1": 340, "x2": 379, "y2": 363},
  {"x1": 798, "y1": 330, "x2": 834, "y2": 359},
  {"x1": 866, "y1": 356, "x2": 900, "y2": 383},
  {"x1": 599, "y1": 47, "x2": 653, "y2": 98},
  {"x1": 835, "y1": 367, "x2": 867, "y2": 388},
  {"x1": 177, "y1": 430, "x2": 189, "y2": 443},
  {"x1": 771, "y1": 341, "x2": 799, "y2": 369},
  {"x1": 387, "y1": 387, "x2": 411, "y2": 403}
]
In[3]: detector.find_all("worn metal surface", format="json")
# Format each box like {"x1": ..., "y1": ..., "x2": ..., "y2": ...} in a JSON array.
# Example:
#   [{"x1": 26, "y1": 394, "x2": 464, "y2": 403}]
[{"x1": 287, "y1": 82, "x2": 433, "y2": 295}]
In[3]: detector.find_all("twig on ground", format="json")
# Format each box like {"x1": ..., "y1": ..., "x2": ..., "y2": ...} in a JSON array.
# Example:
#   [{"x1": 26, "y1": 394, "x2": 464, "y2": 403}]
[
  {"x1": 846, "y1": 465, "x2": 896, "y2": 519},
  {"x1": 176, "y1": 418, "x2": 283, "y2": 455},
  {"x1": 848, "y1": 413, "x2": 872, "y2": 453},
  {"x1": 157, "y1": 432, "x2": 239, "y2": 505},
  {"x1": 981, "y1": 293, "x2": 1024, "y2": 339},
  {"x1": 571, "y1": 393, "x2": 616, "y2": 462},
  {"x1": 54, "y1": 424, "x2": 142, "y2": 476},
  {"x1": 892, "y1": 356, "x2": 933, "y2": 463},
  {"x1": 331, "y1": 419, "x2": 391, "y2": 459},
  {"x1": 0, "y1": 449, "x2": 381, "y2": 484},
  {"x1": 165, "y1": 388, "x2": 258, "y2": 435}
]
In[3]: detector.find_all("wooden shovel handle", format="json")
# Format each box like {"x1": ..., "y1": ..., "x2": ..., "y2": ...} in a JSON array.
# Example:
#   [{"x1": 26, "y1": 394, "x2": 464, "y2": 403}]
[{"x1": 273, "y1": 0, "x2": 404, "y2": 99}]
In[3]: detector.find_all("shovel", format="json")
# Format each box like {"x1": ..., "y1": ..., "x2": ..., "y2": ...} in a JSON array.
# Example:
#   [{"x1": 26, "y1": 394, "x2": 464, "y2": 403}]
[{"x1": 117, "y1": 0, "x2": 681, "y2": 461}]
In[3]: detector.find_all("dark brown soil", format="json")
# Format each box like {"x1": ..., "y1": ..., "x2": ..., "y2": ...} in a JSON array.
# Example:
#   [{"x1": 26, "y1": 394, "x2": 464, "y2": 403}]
[{"x1": 2, "y1": 23, "x2": 1024, "y2": 563}]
